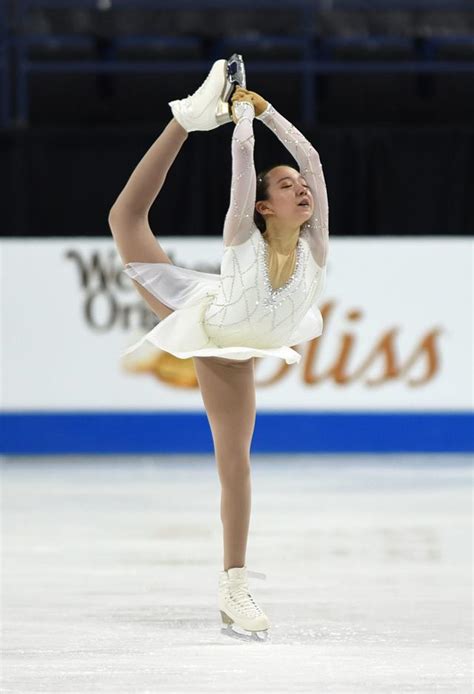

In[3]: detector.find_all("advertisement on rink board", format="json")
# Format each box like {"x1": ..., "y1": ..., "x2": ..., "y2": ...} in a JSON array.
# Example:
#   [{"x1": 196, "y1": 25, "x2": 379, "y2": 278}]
[{"x1": 1, "y1": 237, "x2": 472, "y2": 412}]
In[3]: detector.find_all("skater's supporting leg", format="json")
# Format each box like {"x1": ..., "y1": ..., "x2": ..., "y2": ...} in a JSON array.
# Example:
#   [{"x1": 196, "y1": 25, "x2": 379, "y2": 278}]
[
  {"x1": 193, "y1": 356, "x2": 256, "y2": 572},
  {"x1": 108, "y1": 118, "x2": 187, "y2": 319}
]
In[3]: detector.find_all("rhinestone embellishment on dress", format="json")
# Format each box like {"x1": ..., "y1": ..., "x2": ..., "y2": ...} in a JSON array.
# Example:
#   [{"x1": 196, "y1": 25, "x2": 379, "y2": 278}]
[{"x1": 258, "y1": 234, "x2": 305, "y2": 311}]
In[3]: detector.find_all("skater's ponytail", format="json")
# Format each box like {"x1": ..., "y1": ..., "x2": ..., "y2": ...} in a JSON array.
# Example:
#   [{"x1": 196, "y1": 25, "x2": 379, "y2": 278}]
[{"x1": 254, "y1": 164, "x2": 287, "y2": 234}]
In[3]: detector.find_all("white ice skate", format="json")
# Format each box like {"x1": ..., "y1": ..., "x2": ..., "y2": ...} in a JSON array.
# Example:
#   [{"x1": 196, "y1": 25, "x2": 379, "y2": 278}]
[
  {"x1": 169, "y1": 53, "x2": 246, "y2": 132},
  {"x1": 219, "y1": 566, "x2": 271, "y2": 642}
]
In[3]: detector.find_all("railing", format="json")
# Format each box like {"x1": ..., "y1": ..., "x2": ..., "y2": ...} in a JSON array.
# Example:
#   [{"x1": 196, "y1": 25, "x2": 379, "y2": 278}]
[
  {"x1": 13, "y1": 0, "x2": 474, "y2": 8},
  {"x1": 0, "y1": 0, "x2": 9, "y2": 127},
  {"x1": 1, "y1": 0, "x2": 474, "y2": 127}
]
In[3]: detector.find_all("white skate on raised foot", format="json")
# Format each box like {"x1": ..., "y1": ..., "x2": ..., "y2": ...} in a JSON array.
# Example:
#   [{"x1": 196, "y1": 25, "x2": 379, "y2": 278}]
[
  {"x1": 169, "y1": 53, "x2": 246, "y2": 132},
  {"x1": 218, "y1": 566, "x2": 271, "y2": 643}
]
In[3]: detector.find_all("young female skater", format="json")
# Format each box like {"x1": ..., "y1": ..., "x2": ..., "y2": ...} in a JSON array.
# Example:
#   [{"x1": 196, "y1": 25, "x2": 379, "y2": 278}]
[{"x1": 108, "y1": 57, "x2": 329, "y2": 641}]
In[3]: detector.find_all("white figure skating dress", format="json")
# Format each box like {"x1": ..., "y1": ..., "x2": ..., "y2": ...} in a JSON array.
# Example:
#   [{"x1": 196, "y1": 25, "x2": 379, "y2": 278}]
[{"x1": 122, "y1": 102, "x2": 329, "y2": 365}]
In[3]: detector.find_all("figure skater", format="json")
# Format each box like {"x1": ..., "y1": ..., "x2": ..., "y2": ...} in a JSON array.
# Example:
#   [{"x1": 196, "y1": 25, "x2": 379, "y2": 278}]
[{"x1": 108, "y1": 56, "x2": 329, "y2": 641}]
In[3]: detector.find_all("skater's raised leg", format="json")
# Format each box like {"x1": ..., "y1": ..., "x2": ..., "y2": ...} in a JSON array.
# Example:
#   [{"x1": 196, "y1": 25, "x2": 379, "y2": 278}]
[
  {"x1": 108, "y1": 55, "x2": 243, "y2": 320},
  {"x1": 108, "y1": 118, "x2": 188, "y2": 319}
]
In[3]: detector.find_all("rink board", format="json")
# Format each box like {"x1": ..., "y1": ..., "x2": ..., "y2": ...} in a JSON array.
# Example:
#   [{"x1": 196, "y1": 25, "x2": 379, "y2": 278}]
[
  {"x1": 1, "y1": 411, "x2": 473, "y2": 454},
  {"x1": 1, "y1": 237, "x2": 472, "y2": 454}
]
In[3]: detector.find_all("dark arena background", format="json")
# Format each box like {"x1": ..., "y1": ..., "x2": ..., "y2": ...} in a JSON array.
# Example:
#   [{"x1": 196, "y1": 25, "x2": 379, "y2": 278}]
[{"x1": 1, "y1": 1, "x2": 473, "y2": 691}]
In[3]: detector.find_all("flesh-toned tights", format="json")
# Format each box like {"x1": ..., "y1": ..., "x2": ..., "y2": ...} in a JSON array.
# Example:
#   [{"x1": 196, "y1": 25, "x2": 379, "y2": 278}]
[
  {"x1": 117, "y1": 119, "x2": 256, "y2": 572},
  {"x1": 193, "y1": 355, "x2": 256, "y2": 573}
]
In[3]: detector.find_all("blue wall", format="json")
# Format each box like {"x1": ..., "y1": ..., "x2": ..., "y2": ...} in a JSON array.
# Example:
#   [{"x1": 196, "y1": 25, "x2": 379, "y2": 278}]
[{"x1": 1, "y1": 411, "x2": 472, "y2": 455}]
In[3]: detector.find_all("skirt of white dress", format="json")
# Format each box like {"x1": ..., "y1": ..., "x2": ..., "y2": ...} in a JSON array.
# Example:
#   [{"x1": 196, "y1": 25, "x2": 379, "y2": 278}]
[{"x1": 121, "y1": 262, "x2": 323, "y2": 365}]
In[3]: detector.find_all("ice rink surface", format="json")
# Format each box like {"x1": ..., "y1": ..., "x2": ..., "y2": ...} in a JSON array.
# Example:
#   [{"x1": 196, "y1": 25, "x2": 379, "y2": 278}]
[{"x1": 1, "y1": 454, "x2": 472, "y2": 693}]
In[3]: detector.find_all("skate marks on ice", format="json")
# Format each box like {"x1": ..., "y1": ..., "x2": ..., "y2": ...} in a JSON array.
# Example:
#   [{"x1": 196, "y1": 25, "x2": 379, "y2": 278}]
[{"x1": 1, "y1": 454, "x2": 472, "y2": 692}]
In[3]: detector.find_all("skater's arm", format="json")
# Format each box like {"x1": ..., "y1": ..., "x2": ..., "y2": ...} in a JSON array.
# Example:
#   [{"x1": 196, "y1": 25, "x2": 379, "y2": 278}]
[
  {"x1": 222, "y1": 100, "x2": 257, "y2": 247},
  {"x1": 258, "y1": 104, "x2": 329, "y2": 268}
]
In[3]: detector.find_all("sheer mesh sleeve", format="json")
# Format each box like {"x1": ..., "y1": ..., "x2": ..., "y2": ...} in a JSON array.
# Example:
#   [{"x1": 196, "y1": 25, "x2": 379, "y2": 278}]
[
  {"x1": 258, "y1": 103, "x2": 329, "y2": 268},
  {"x1": 222, "y1": 101, "x2": 257, "y2": 248}
]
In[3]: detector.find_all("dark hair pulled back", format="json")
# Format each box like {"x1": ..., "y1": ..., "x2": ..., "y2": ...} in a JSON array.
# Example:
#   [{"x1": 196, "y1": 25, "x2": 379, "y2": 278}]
[{"x1": 253, "y1": 164, "x2": 287, "y2": 234}]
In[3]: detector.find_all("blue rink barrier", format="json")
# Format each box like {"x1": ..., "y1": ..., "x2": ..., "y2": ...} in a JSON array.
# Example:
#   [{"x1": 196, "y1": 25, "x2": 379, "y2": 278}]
[{"x1": 1, "y1": 411, "x2": 473, "y2": 455}]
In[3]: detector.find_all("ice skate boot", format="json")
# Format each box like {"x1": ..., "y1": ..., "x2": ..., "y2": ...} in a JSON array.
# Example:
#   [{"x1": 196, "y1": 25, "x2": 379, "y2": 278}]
[
  {"x1": 169, "y1": 54, "x2": 246, "y2": 132},
  {"x1": 218, "y1": 566, "x2": 271, "y2": 642}
]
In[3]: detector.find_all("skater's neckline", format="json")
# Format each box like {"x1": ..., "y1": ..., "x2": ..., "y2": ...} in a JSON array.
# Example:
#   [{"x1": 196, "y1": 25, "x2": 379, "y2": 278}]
[{"x1": 261, "y1": 234, "x2": 303, "y2": 294}]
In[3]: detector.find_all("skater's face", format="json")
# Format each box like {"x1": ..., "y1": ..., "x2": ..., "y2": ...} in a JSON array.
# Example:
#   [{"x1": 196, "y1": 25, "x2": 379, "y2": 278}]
[{"x1": 255, "y1": 166, "x2": 314, "y2": 230}]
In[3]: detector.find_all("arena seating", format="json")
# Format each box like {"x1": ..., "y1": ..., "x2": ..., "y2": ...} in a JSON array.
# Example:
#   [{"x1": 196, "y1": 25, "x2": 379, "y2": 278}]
[{"x1": 1, "y1": 0, "x2": 473, "y2": 126}]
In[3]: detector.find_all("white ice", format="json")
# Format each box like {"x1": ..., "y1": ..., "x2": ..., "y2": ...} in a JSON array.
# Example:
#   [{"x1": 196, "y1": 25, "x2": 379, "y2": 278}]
[{"x1": 1, "y1": 454, "x2": 472, "y2": 693}]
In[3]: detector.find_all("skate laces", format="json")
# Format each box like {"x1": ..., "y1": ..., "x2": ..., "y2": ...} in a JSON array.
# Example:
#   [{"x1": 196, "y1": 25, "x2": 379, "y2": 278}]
[
  {"x1": 229, "y1": 582, "x2": 262, "y2": 615},
  {"x1": 226, "y1": 569, "x2": 266, "y2": 616}
]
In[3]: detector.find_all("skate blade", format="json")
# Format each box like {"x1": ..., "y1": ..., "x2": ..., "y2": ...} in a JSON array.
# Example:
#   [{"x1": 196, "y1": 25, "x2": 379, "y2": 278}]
[
  {"x1": 220, "y1": 611, "x2": 270, "y2": 642},
  {"x1": 227, "y1": 53, "x2": 246, "y2": 90},
  {"x1": 216, "y1": 53, "x2": 246, "y2": 123},
  {"x1": 220, "y1": 624, "x2": 269, "y2": 642}
]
